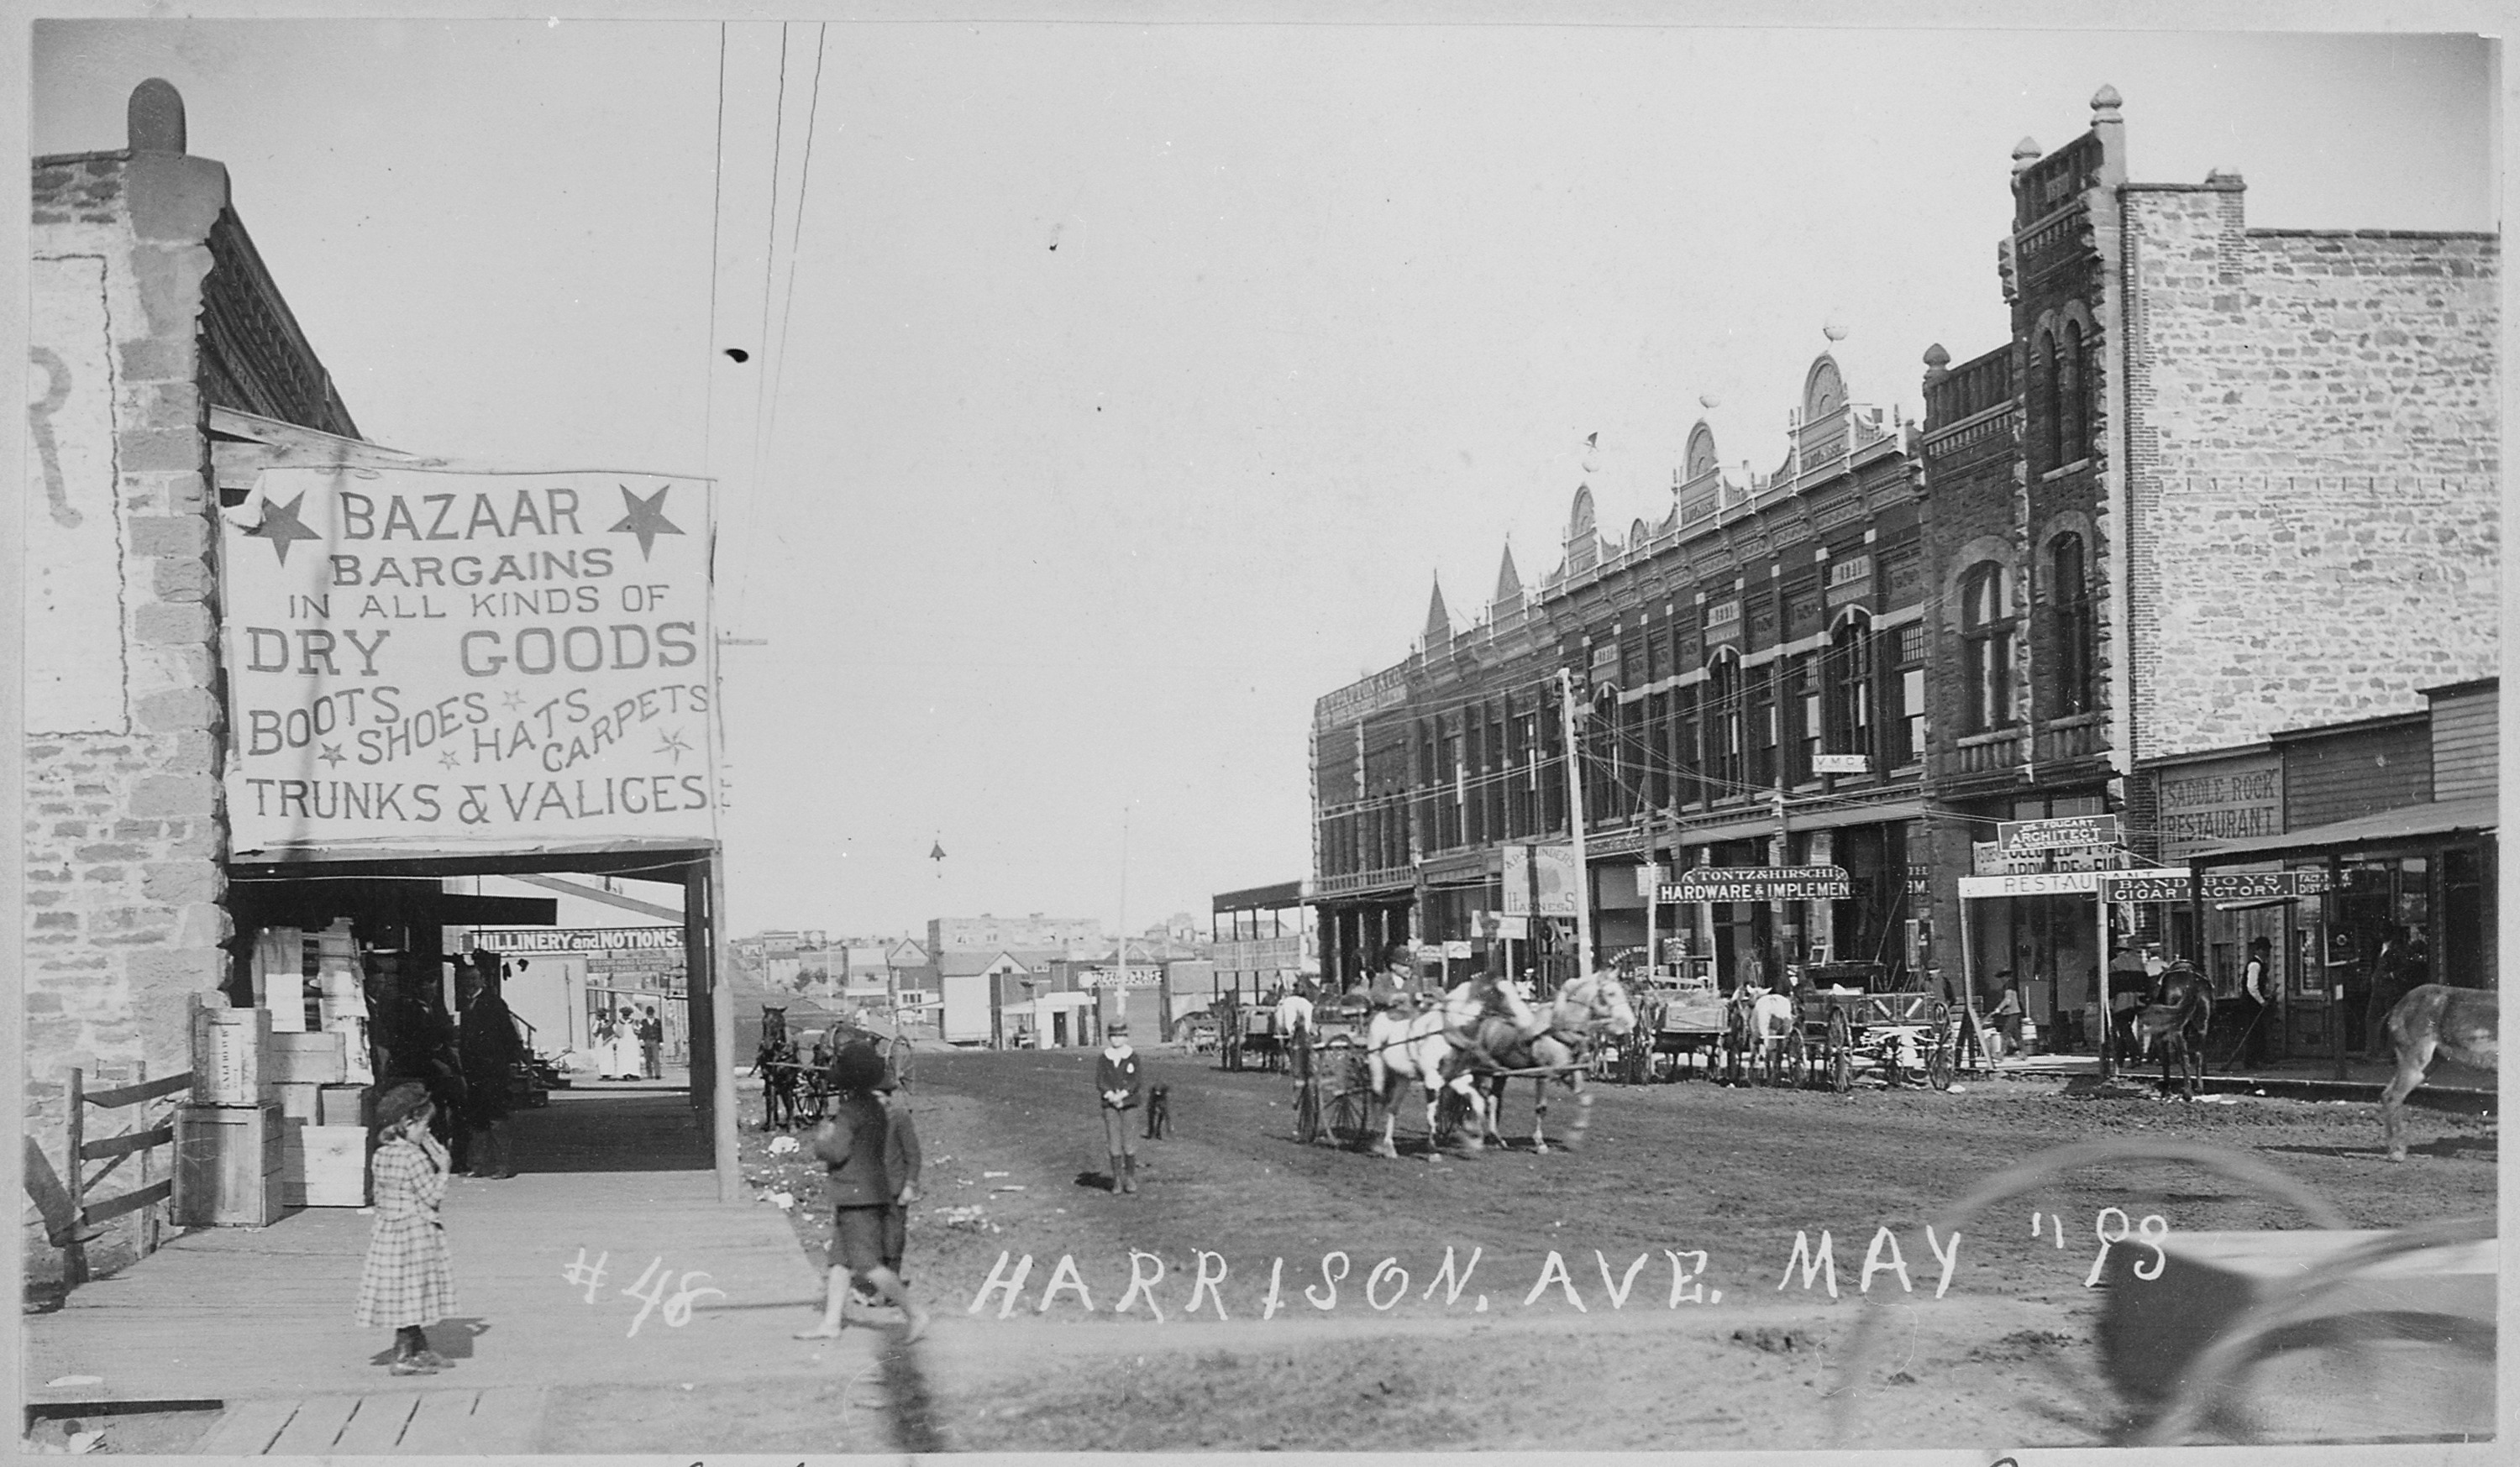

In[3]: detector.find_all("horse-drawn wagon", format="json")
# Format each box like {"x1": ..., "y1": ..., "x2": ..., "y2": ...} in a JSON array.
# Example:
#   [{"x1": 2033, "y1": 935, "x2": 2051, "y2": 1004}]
[
  {"x1": 1611, "y1": 978, "x2": 1729, "y2": 1082},
  {"x1": 1794, "y1": 970, "x2": 1955, "y2": 1093}
]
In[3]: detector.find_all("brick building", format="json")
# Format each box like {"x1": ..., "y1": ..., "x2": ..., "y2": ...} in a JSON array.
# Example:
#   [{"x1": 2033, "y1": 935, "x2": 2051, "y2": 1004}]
[
  {"x1": 1310, "y1": 354, "x2": 1931, "y2": 992},
  {"x1": 1918, "y1": 86, "x2": 2498, "y2": 1050}
]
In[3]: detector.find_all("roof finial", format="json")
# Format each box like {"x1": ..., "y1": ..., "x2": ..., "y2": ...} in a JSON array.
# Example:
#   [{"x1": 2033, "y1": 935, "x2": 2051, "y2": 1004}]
[
  {"x1": 2012, "y1": 137, "x2": 2042, "y2": 176},
  {"x1": 2090, "y1": 83, "x2": 2123, "y2": 121}
]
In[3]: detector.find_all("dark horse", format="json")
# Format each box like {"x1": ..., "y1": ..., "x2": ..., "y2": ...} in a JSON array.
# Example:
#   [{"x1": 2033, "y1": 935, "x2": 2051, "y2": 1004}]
[
  {"x1": 754, "y1": 1005, "x2": 801, "y2": 1129},
  {"x1": 2134, "y1": 963, "x2": 2212, "y2": 1099}
]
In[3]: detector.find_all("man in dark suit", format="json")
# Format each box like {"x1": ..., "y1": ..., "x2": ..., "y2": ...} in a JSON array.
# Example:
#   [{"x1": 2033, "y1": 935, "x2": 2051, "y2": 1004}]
[{"x1": 456, "y1": 963, "x2": 528, "y2": 1179}]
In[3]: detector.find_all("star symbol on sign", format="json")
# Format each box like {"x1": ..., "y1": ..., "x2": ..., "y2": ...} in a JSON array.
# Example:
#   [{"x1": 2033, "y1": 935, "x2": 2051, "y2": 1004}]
[
  {"x1": 244, "y1": 492, "x2": 324, "y2": 565},
  {"x1": 609, "y1": 484, "x2": 685, "y2": 561},
  {"x1": 501, "y1": 689, "x2": 528, "y2": 711},
  {"x1": 318, "y1": 743, "x2": 347, "y2": 768},
  {"x1": 656, "y1": 728, "x2": 691, "y2": 763},
  {"x1": 439, "y1": 749, "x2": 463, "y2": 769}
]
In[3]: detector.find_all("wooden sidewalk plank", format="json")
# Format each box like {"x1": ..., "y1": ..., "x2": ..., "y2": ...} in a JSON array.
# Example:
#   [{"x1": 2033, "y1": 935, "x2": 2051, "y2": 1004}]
[
  {"x1": 448, "y1": 1386, "x2": 549, "y2": 1454},
  {"x1": 330, "y1": 1392, "x2": 423, "y2": 1454},
  {"x1": 265, "y1": 1393, "x2": 360, "y2": 1455},
  {"x1": 191, "y1": 1398, "x2": 302, "y2": 1457},
  {"x1": 397, "y1": 1389, "x2": 485, "y2": 1453}
]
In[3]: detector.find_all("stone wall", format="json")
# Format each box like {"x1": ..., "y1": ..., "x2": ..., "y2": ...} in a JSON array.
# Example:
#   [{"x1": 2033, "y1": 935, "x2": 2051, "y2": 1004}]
[
  {"x1": 2124, "y1": 183, "x2": 2500, "y2": 762},
  {"x1": 25, "y1": 121, "x2": 234, "y2": 1284}
]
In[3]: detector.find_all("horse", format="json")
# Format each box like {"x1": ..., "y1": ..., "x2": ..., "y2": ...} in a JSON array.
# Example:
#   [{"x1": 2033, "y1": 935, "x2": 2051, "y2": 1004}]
[
  {"x1": 1362, "y1": 996, "x2": 1487, "y2": 1159},
  {"x1": 2134, "y1": 964, "x2": 2213, "y2": 1099},
  {"x1": 2378, "y1": 984, "x2": 2498, "y2": 1161},
  {"x1": 1457, "y1": 972, "x2": 1638, "y2": 1152},
  {"x1": 753, "y1": 1005, "x2": 801, "y2": 1130},
  {"x1": 1746, "y1": 987, "x2": 1798, "y2": 1084}
]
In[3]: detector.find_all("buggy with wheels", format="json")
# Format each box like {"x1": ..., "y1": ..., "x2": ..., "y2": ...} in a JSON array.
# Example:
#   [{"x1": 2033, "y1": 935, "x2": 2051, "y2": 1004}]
[
  {"x1": 1800, "y1": 977, "x2": 1954, "y2": 1093},
  {"x1": 1619, "y1": 979, "x2": 1727, "y2": 1082},
  {"x1": 1289, "y1": 1019, "x2": 1377, "y2": 1148}
]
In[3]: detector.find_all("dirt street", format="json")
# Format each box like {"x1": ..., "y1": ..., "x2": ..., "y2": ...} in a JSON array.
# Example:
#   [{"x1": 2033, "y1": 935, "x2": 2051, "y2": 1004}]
[{"x1": 746, "y1": 1046, "x2": 2494, "y2": 1452}]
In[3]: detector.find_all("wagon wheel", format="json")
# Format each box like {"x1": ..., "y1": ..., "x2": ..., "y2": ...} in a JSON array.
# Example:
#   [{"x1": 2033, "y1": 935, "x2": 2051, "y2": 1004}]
[
  {"x1": 1327, "y1": 1058, "x2": 1374, "y2": 1148},
  {"x1": 1784, "y1": 1028, "x2": 1811, "y2": 1088},
  {"x1": 1926, "y1": 1035, "x2": 1954, "y2": 1092},
  {"x1": 792, "y1": 1076, "x2": 828, "y2": 1126}
]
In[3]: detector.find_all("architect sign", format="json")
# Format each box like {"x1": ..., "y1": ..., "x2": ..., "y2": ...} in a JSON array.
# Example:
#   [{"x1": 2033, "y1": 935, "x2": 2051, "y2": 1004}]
[
  {"x1": 218, "y1": 464, "x2": 717, "y2": 854},
  {"x1": 1659, "y1": 867, "x2": 1854, "y2": 903},
  {"x1": 1079, "y1": 968, "x2": 1164, "y2": 989},
  {"x1": 1995, "y1": 815, "x2": 2122, "y2": 854}
]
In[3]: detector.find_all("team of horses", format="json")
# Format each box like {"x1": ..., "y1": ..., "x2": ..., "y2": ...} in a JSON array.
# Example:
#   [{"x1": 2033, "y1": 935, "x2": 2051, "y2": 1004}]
[
  {"x1": 1362, "y1": 972, "x2": 1637, "y2": 1157},
  {"x1": 1344, "y1": 963, "x2": 2490, "y2": 1164}
]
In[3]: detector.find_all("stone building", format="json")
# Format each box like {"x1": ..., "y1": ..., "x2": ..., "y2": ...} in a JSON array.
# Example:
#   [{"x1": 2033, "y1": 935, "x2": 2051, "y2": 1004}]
[
  {"x1": 1310, "y1": 354, "x2": 1930, "y2": 992},
  {"x1": 26, "y1": 81, "x2": 366, "y2": 1281},
  {"x1": 1918, "y1": 86, "x2": 2498, "y2": 1049}
]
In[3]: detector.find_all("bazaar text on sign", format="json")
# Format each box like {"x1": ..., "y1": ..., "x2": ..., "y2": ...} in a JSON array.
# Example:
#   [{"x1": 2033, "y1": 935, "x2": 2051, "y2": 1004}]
[
  {"x1": 1659, "y1": 867, "x2": 1854, "y2": 904},
  {"x1": 218, "y1": 465, "x2": 716, "y2": 853}
]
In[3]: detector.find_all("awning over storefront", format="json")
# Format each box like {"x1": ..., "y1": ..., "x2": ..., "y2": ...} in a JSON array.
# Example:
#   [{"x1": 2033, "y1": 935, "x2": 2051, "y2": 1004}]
[{"x1": 2187, "y1": 794, "x2": 2498, "y2": 866}]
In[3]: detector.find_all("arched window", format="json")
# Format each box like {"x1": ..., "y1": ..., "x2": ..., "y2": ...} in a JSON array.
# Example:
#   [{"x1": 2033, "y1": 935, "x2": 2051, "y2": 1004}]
[
  {"x1": 1961, "y1": 563, "x2": 2016, "y2": 733},
  {"x1": 1707, "y1": 650, "x2": 1746, "y2": 794},
  {"x1": 2050, "y1": 534, "x2": 2097, "y2": 715},
  {"x1": 1825, "y1": 611, "x2": 1875, "y2": 762},
  {"x1": 2039, "y1": 330, "x2": 2063, "y2": 472},
  {"x1": 2059, "y1": 321, "x2": 2085, "y2": 465}
]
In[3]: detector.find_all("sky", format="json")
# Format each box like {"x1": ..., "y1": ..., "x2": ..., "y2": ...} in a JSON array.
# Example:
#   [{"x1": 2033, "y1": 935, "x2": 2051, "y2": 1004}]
[{"x1": 24, "y1": 13, "x2": 2500, "y2": 940}]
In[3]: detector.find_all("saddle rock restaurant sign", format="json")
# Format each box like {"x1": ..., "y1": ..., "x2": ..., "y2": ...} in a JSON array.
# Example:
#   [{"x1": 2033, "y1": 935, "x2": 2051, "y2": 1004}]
[{"x1": 218, "y1": 464, "x2": 717, "y2": 854}]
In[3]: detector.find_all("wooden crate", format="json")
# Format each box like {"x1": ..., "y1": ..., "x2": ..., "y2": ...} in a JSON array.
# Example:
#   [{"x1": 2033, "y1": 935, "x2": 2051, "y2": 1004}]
[
  {"x1": 192, "y1": 1007, "x2": 274, "y2": 1105},
  {"x1": 174, "y1": 1103, "x2": 286, "y2": 1227},
  {"x1": 317, "y1": 1083, "x2": 373, "y2": 1129},
  {"x1": 275, "y1": 1081, "x2": 323, "y2": 1124},
  {"x1": 282, "y1": 1123, "x2": 371, "y2": 1208},
  {"x1": 266, "y1": 1030, "x2": 347, "y2": 1085}
]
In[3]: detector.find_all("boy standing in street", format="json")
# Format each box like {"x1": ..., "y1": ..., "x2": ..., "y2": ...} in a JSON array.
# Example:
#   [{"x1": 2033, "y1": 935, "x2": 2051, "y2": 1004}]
[{"x1": 1097, "y1": 1020, "x2": 1144, "y2": 1193}]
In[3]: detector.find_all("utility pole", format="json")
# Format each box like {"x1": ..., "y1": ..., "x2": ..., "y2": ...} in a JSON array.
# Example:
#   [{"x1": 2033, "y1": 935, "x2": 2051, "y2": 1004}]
[
  {"x1": 1115, "y1": 807, "x2": 1130, "y2": 1030},
  {"x1": 1559, "y1": 669, "x2": 1595, "y2": 979}
]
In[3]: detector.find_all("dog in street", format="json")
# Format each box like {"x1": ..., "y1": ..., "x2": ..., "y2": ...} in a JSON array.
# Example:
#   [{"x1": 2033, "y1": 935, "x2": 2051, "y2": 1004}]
[{"x1": 1143, "y1": 1082, "x2": 1173, "y2": 1140}]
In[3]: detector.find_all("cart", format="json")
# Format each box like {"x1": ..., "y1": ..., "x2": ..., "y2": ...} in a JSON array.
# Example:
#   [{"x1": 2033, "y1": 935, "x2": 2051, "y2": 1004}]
[
  {"x1": 1614, "y1": 980, "x2": 1729, "y2": 1082},
  {"x1": 1289, "y1": 1023, "x2": 1377, "y2": 1148},
  {"x1": 1798, "y1": 986, "x2": 1954, "y2": 1093}
]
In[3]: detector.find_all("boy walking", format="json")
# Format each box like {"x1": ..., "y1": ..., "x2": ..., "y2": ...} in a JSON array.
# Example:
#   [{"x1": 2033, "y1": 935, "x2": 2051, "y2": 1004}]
[{"x1": 795, "y1": 1042, "x2": 930, "y2": 1343}]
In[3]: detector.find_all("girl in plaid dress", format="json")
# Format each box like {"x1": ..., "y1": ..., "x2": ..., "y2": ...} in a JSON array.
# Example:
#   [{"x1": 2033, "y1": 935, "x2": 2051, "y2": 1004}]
[{"x1": 356, "y1": 1082, "x2": 458, "y2": 1375}]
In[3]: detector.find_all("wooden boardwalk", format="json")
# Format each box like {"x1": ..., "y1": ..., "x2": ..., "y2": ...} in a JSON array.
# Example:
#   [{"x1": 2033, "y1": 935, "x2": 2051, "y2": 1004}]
[{"x1": 28, "y1": 1089, "x2": 871, "y2": 1453}]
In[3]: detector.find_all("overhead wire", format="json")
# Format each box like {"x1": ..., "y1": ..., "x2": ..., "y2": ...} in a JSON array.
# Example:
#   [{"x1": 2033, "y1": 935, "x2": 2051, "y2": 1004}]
[{"x1": 729, "y1": 23, "x2": 795, "y2": 634}]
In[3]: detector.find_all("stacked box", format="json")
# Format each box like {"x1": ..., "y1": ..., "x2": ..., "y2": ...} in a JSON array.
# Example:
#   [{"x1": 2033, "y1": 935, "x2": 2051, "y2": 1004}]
[
  {"x1": 192, "y1": 1006, "x2": 276, "y2": 1105},
  {"x1": 282, "y1": 1123, "x2": 370, "y2": 1208},
  {"x1": 267, "y1": 1030, "x2": 347, "y2": 1085},
  {"x1": 318, "y1": 1083, "x2": 374, "y2": 1129},
  {"x1": 174, "y1": 1103, "x2": 287, "y2": 1227},
  {"x1": 275, "y1": 1082, "x2": 323, "y2": 1123}
]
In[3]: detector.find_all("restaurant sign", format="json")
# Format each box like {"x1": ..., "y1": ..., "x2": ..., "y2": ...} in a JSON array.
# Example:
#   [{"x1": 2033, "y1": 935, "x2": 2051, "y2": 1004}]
[{"x1": 219, "y1": 464, "x2": 717, "y2": 855}]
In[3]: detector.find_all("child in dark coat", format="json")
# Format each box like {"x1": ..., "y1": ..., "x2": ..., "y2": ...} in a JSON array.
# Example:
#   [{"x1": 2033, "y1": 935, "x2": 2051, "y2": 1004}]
[
  {"x1": 1097, "y1": 1020, "x2": 1145, "y2": 1193},
  {"x1": 795, "y1": 1042, "x2": 929, "y2": 1342}
]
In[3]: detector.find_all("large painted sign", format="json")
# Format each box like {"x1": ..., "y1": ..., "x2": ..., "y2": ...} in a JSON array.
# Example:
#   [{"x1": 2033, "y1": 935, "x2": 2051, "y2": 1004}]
[
  {"x1": 28, "y1": 257, "x2": 126, "y2": 733},
  {"x1": 1502, "y1": 843, "x2": 1581, "y2": 919},
  {"x1": 219, "y1": 464, "x2": 716, "y2": 853}
]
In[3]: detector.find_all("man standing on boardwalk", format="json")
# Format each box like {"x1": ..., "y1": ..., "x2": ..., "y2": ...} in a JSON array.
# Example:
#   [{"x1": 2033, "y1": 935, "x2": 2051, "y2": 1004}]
[
  {"x1": 638, "y1": 1007, "x2": 664, "y2": 1080},
  {"x1": 455, "y1": 966, "x2": 526, "y2": 1179}
]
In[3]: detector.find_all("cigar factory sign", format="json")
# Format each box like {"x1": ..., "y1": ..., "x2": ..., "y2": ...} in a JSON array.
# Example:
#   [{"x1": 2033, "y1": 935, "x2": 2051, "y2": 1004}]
[{"x1": 218, "y1": 464, "x2": 717, "y2": 854}]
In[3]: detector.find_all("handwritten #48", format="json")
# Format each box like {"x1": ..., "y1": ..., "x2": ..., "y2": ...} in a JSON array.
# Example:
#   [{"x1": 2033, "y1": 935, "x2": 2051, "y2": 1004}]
[{"x1": 564, "y1": 1248, "x2": 727, "y2": 1337}]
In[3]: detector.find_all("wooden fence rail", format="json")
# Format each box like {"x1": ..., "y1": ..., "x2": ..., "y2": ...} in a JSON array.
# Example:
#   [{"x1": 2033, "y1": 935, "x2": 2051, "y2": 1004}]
[{"x1": 66, "y1": 1067, "x2": 192, "y2": 1257}]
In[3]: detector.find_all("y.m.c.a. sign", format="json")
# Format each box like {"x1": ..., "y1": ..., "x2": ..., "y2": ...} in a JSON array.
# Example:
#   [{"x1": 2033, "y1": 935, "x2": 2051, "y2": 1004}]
[{"x1": 218, "y1": 464, "x2": 717, "y2": 857}]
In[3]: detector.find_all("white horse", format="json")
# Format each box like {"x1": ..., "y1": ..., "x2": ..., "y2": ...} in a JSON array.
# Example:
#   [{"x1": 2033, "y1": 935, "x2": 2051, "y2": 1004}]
[
  {"x1": 1457, "y1": 972, "x2": 1638, "y2": 1152},
  {"x1": 1748, "y1": 988, "x2": 1797, "y2": 1082},
  {"x1": 1364, "y1": 1001, "x2": 1486, "y2": 1159}
]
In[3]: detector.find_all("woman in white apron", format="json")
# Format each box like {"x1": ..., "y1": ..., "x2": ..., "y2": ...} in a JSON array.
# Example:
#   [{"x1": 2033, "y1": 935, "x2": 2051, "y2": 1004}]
[{"x1": 610, "y1": 1007, "x2": 643, "y2": 1080}]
